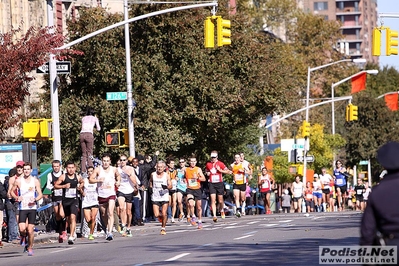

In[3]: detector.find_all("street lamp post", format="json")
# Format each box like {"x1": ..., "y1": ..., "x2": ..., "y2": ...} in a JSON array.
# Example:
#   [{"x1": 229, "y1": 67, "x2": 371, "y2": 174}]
[{"x1": 302, "y1": 58, "x2": 366, "y2": 185}]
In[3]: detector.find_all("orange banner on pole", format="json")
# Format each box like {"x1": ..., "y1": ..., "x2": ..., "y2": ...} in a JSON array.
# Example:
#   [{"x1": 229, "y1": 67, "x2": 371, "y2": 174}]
[
  {"x1": 385, "y1": 93, "x2": 399, "y2": 111},
  {"x1": 351, "y1": 72, "x2": 367, "y2": 94}
]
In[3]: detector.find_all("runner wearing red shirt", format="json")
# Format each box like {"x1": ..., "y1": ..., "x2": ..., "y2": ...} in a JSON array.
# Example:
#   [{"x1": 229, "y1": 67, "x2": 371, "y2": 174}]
[{"x1": 205, "y1": 151, "x2": 232, "y2": 223}]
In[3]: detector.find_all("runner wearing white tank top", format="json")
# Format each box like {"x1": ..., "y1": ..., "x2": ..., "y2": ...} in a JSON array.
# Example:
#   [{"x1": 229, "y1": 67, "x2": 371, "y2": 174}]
[
  {"x1": 89, "y1": 153, "x2": 120, "y2": 241},
  {"x1": 292, "y1": 176, "x2": 304, "y2": 213},
  {"x1": 116, "y1": 155, "x2": 137, "y2": 237}
]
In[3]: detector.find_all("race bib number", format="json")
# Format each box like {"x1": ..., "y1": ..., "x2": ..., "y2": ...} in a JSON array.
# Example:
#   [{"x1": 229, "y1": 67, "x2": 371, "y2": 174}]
[
  {"x1": 306, "y1": 194, "x2": 313, "y2": 199},
  {"x1": 65, "y1": 188, "x2": 77, "y2": 198},
  {"x1": 54, "y1": 189, "x2": 63, "y2": 197},
  {"x1": 357, "y1": 189, "x2": 363, "y2": 195},
  {"x1": 262, "y1": 181, "x2": 269, "y2": 189},
  {"x1": 22, "y1": 198, "x2": 35, "y2": 208},
  {"x1": 189, "y1": 179, "x2": 198, "y2": 187},
  {"x1": 336, "y1": 179, "x2": 343, "y2": 185},
  {"x1": 211, "y1": 174, "x2": 221, "y2": 183},
  {"x1": 86, "y1": 191, "x2": 96, "y2": 201},
  {"x1": 235, "y1": 174, "x2": 244, "y2": 184}
]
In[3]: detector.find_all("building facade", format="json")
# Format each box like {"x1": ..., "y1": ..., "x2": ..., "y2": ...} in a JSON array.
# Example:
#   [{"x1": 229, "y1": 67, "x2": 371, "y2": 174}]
[{"x1": 298, "y1": 0, "x2": 379, "y2": 64}]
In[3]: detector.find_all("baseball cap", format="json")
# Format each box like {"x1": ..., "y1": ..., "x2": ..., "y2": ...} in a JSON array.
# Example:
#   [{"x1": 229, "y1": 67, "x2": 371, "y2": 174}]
[
  {"x1": 210, "y1": 152, "x2": 218, "y2": 158},
  {"x1": 16, "y1": 161, "x2": 25, "y2": 167}
]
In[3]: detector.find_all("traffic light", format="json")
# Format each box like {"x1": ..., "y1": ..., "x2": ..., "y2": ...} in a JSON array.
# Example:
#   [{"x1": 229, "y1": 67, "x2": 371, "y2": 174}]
[
  {"x1": 216, "y1": 16, "x2": 231, "y2": 47},
  {"x1": 301, "y1": 120, "x2": 311, "y2": 138},
  {"x1": 349, "y1": 104, "x2": 358, "y2": 121},
  {"x1": 105, "y1": 132, "x2": 120, "y2": 147},
  {"x1": 23, "y1": 121, "x2": 40, "y2": 139},
  {"x1": 23, "y1": 118, "x2": 53, "y2": 140},
  {"x1": 386, "y1": 27, "x2": 398, "y2": 56},
  {"x1": 105, "y1": 129, "x2": 129, "y2": 147},
  {"x1": 372, "y1": 27, "x2": 381, "y2": 56},
  {"x1": 204, "y1": 17, "x2": 215, "y2": 48},
  {"x1": 345, "y1": 104, "x2": 350, "y2": 122}
]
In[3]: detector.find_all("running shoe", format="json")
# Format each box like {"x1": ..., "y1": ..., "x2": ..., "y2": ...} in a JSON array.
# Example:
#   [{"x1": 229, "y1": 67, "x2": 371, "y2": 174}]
[
  {"x1": 171, "y1": 217, "x2": 175, "y2": 223},
  {"x1": 197, "y1": 222, "x2": 203, "y2": 230},
  {"x1": 190, "y1": 217, "x2": 197, "y2": 226},
  {"x1": 266, "y1": 209, "x2": 272, "y2": 215},
  {"x1": 106, "y1": 233, "x2": 114, "y2": 241},
  {"x1": 20, "y1": 236, "x2": 26, "y2": 246},
  {"x1": 221, "y1": 212, "x2": 226, "y2": 219},
  {"x1": 187, "y1": 217, "x2": 191, "y2": 224},
  {"x1": 160, "y1": 229, "x2": 166, "y2": 235},
  {"x1": 235, "y1": 211, "x2": 241, "y2": 218},
  {"x1": 178, "y1": 213, "x2": 184, "y2": 222},
  {"x1": 126, "y1": 229, "x2": 132, "y2": 237},
  {"x1": 213, "y1": 216, "x2": 218, "y2": 223},
  {"x1": 88, "y1": 234, "x2": 95, "y2": 240},
  {"x1": 27, "y1": 248, "x2": 34, "y2": 256},
  {"x1": 68, "y1": 236, "x2": 75, "y2": 245},
  {"x1": 58, "y1": 234, "x2": 63, "y2": 243}
]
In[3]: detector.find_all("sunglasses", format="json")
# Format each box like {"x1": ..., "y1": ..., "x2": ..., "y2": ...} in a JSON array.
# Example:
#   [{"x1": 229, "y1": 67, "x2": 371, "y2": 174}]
[
  {"x1": 120, "y1": 159, "x2": 127, "y2": 161},
  {"x1": 179, "y1": 161, "x2": 185, "y2": 163}
]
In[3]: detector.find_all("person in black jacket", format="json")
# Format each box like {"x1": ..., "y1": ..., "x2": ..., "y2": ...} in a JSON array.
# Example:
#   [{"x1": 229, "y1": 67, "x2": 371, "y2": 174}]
[
  {"x1": 137, "y1": 152, "x2": 159, "y2": 222},
  {"x1": 0, "y1": 179, "x2": 7, "y2": 247},
  {"x1": 360, "y1": 141, "x2": 399, "y2": 262}
]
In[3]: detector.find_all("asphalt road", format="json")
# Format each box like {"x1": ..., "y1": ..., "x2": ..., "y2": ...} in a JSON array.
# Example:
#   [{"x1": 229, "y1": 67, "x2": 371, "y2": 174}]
[{"x1": 0, "y1": 212, "x2": 362, "y2": 266}]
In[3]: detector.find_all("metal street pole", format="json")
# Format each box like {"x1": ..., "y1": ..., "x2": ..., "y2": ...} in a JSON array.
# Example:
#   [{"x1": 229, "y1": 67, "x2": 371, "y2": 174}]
[
  {"x1": 47, "y1": 0, "x2": 62, "y2": 161},
  {"x1": 124, "y1": 0, "x2": 135, "y2": 157}
]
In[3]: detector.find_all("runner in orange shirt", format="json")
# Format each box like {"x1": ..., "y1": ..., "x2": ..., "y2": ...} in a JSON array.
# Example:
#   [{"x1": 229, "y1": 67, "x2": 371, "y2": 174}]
[
  {"x1": 231, "y1": 153, "x2": 250, "y2": 217},
  {"x1": 185, "y1": 156, "x2": 206, "y2": 229}
]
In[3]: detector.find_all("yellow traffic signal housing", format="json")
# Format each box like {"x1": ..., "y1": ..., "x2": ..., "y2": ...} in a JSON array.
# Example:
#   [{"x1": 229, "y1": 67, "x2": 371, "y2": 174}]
[
  {"x1": 301, "y1": 120, "x2": 311, "y2": 138},
  {"x1": 215, "y1": 16, "x2": 231, "y2": 47},
  {"x1": 105, "y1": 129, "x2": 128, "y2": 147},
  {"x1": 386, "y1": 27, "x2": 399, "y2": 56},
  {"x1": 349, "y1": 104, "x2": 358, "y2": 121},
  {"x1": 345, "y1": 104, "x2": 350, "y2": 122},
  {"x1": 23, "y1": 122, "x2": 40, "y2": 139},
  {"x1": 40, "y1": 120, "x2": 51, "y2": 138},
  {"x1": 372, "y1": 27, "x2": 381, "y2": 56},
  {"x1": 105, "y1": 132, "x2": 120, "y2": 147},
  {"x1": 23, "y1": 118, "x2": 53, "y2": 140},
  {"x1": 204, "y1": 17, "x2": 215, "y2": 48}
]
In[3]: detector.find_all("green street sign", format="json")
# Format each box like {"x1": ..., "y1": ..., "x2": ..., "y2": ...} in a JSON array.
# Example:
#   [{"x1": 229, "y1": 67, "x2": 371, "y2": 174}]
[
  {"x1": 106, "y1": 92, "x2": 127, "y2": 101},
  {"x1": 359, "y1": 160, "x2": 368, "y2": 165}
]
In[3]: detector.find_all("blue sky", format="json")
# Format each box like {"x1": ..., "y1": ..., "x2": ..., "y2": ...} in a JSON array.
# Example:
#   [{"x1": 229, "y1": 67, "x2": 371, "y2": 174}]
[{"x1": 377, "y1": 0, "x2": 399, "y2": 70}]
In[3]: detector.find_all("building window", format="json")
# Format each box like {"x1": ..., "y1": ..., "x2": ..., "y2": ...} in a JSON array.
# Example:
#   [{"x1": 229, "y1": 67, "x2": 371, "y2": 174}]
[{"x1": 314, "y1": 2, "x2": 328, "y2": 11}]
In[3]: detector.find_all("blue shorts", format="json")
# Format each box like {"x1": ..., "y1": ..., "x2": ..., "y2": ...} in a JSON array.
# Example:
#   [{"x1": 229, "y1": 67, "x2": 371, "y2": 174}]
[{"x1": 313, "y1": 191, "x2": 322, "y2": 199}]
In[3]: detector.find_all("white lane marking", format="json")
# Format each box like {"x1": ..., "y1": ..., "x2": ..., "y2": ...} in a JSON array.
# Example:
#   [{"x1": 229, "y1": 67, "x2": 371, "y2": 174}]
[
  {"x1": 201, "y1": 243, "x2": 213, "y2": 247},
  {"x1": 50, "y1": 247, "x2": 76, "y2": 254},
  {"x1": 260, "y1": 223, "x2": 278, "y2": 227},
  {"x1": 165, "y1": 253, "x2": 191, "y2": 261},
  {"x1": 244, "y1": 231, "x2": 258, "y2": 235},
  {"x1": 171, "y1": 230, "x2": 189, "y2": 233},
  {"x1": 312, "y1": 217, "x2": 322, "y2": 220},
  {"x1": 279, "y1": 220, "x2": 293, "y2": 223},
  {"x1": 234, "y1": 234, "x2": 254, "y2": 240},
  {"x1": 247, "y1": 221, "x2": 259, "y2": 225},
  {"x1": 227, "y1": 222, "x2": 238, "y2": 226},
  {"x1": 224, "y1": 225, "x2": 249, "y2": 229}
]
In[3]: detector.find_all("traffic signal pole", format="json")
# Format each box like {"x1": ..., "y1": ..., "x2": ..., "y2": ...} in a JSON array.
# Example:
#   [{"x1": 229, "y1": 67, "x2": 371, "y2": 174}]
[
  {"x1": 52, "y1": 2, "x2": 218, "y2": 160},
  {"x1": 47, "y1": 0, "x2": 62, "y2": 161}
]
